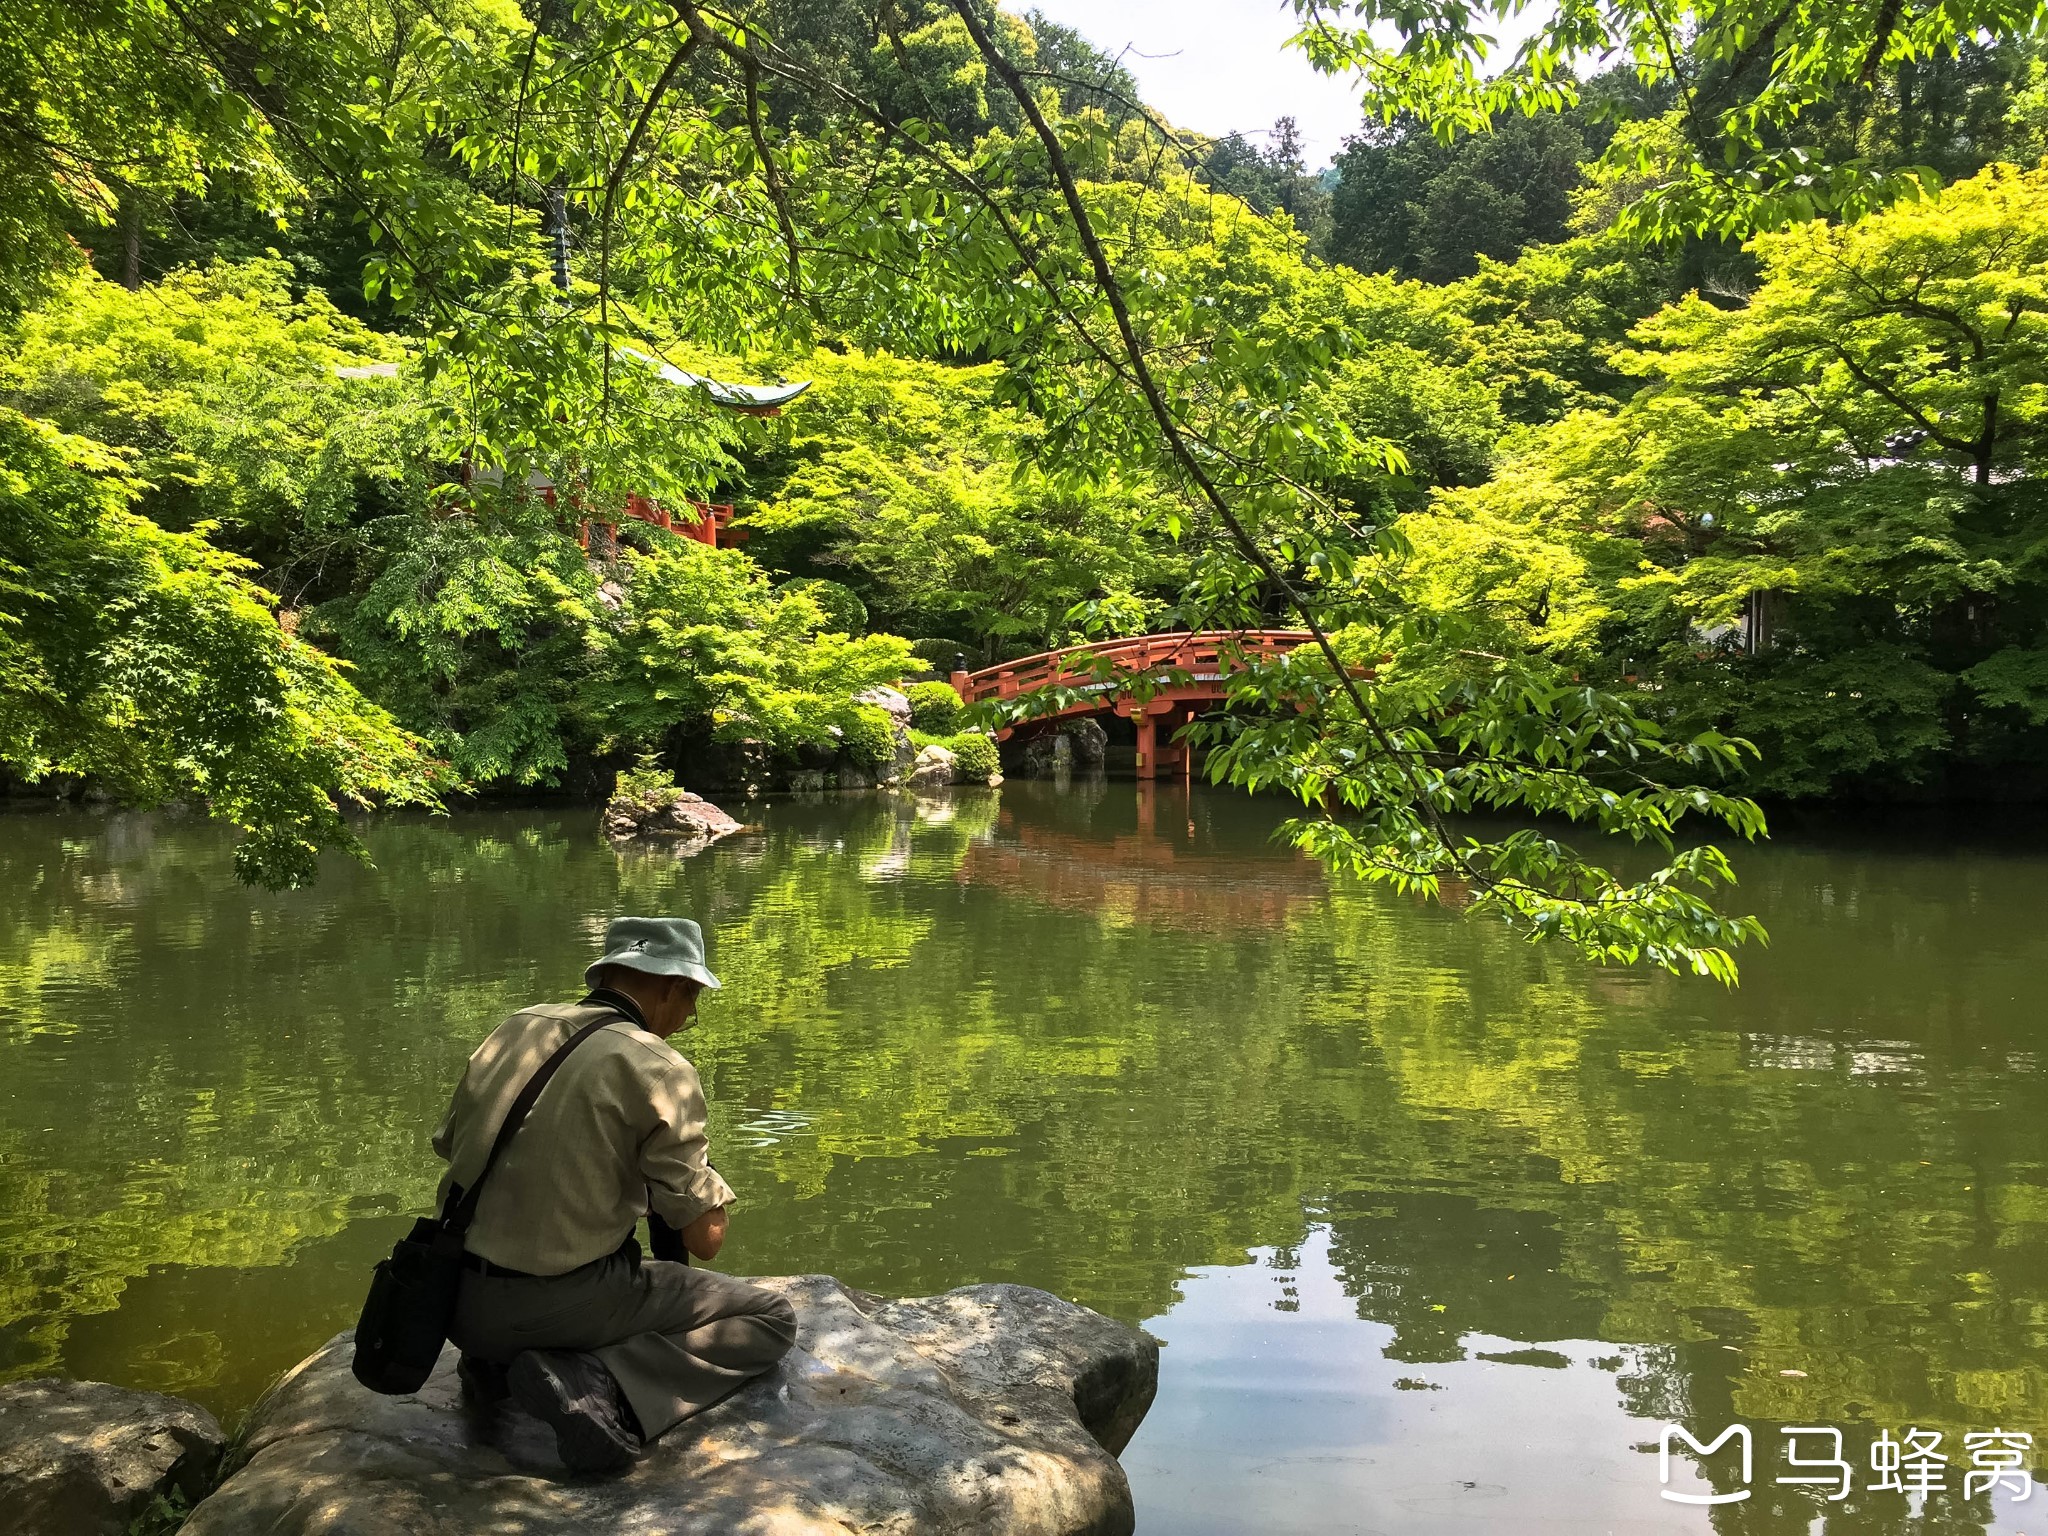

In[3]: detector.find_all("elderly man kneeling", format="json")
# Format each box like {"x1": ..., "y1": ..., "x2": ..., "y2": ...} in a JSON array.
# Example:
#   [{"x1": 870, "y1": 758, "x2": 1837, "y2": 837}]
[{"x1": 433, "y1": 916, "x2": 796, "y2": 1473}]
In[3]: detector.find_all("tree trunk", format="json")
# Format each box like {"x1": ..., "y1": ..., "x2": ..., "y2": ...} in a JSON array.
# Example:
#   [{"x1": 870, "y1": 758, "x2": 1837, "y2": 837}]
[
  {"x1": 1976, "y1": 390, "x2": 2000, "y2": 486},
  {"x1": 120, "y1": 192, "x2": 142, "y2": 290}
]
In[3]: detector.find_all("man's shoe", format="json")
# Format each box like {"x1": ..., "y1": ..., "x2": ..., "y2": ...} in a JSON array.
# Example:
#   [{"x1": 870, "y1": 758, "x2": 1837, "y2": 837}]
[
  {"x1": 507, "y1": 1349, "x2": 643, "y2": 1474},
  {"x1": 457, "y1": 1353, "x2": 510, "y2": 1406}
]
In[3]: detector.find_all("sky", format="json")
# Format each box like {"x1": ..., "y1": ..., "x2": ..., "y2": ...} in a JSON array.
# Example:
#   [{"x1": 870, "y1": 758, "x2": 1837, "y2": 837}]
[
  {"x1": 1009, "y1": 1, "x2": 1555, "y2": 171},
  {"x1": 1011, "y1": 0, "x2": 1368, "y2": 169}
]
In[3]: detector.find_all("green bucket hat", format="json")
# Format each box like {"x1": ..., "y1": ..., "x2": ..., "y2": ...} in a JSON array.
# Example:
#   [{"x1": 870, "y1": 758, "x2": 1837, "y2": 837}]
[{"x1": 585, "y1": 916, "x2": 721, "y2": 991}]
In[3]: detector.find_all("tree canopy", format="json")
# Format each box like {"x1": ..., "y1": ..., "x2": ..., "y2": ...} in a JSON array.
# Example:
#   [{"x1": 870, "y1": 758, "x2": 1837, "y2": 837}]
[
  {"x1": 1398, "y1": 162, "x2": 2048, "y2": 798},
  {"x1": 6, "y1": 0, "x2": 2044, "y2": 974}
]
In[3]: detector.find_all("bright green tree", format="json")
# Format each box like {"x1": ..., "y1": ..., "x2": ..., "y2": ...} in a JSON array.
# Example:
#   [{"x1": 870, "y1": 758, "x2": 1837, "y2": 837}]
[
  {"x1": 1288, "y1": 0, "x2": 2048, "y2": 237},
  {"x1": 1403, "y1": 162, "x2": 2048, "y2": 797},
  {"x1": 737, "y1": 348, "x2": 1181, "y2": 656},
  {"x1": 1, "y1": 262, "x2": 423, "y2": 560},
  {"x1": 0, "y1": 408, "x2": 446, "y2": 886}
]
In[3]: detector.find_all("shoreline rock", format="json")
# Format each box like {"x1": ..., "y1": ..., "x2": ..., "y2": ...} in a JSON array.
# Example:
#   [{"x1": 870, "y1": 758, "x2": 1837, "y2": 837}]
[
  {"x1": 907, "y1": 742, "x2": 959, "y2": 788},
  {"x1": 182, "y1": 1277, "x2": 1156, "y2": 1536},
  {"x1": 1015, "y1": 719, "x2": 1108, "y2": 778},
  {"x1": 0, "y1": 1377, "x2": 225, "y2": 1536}
]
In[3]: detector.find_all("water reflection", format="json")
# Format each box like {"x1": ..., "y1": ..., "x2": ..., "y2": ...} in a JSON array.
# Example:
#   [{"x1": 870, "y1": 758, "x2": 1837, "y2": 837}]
[
  {"x1": 958, "y1": 783, "x2": 1328, "y2": 932},
  {"x1": 2, "y1": 787, "x2": 2047, "y2": 1534},
  {"x1": 1128, "y1": 1229, "x2": 2048, "y2": 1534}
]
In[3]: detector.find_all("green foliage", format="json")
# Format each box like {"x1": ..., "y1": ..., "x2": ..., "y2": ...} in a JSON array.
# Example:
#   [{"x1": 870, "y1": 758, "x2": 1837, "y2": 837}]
[
  {"x1": 776, "y1": 577, "x2": 868, "y2": 635},
  {"x1": 19, "y1": 0, "x2": 1997, "y2": 961},
  {"x1": 1330, "y1": 106, "x2": 1600, "y2": 282},
  {"x1": 324, "y1": 506, "x2": 919, "y2": 785},
  {"x1": 836, "y1": 703, "x2": 899, "y2": 771},
  {"x1": 0, "y1": 407, "x2": 447, "y2": 886},
  {"x1": 906, "y1": 680, "x2": 965, "y2": 732},
  {"x1": 614, "y1": 751, "x2": 683, "y2": 807},
  {"x1": 611, "y1": 543, "x2": 919, "y2": 759},
  {"x1": 1201, "y1": 117, "x2": 1332, "y2": 257},
  {"x1": 1399, "y1": 162, "x2": 2048, "y2": 798},
  {"x1": 739, "y1": 348, "x2": 1182, "y2": 655},
  {"x1": 0, "y1": 1, "x2": 283, "y2": 316},
  {"x1": 943, "y1": 730, "x2": 1000, "y2": 780},
  {"x1": 1289, "y1": 0, "x2": 2044, "y2": 239},
  {"x1": 1, "y1": 262, "x2": 423, "y2": 553}
]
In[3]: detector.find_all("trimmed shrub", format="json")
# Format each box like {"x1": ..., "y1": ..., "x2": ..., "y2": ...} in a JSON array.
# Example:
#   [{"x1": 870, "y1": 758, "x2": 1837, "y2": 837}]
[
  {"x1": 906, "y1": 680, "x2": 964, "y2": 732},
  {"x1": 946, "y1": 731, "x2": 1000, "y2": 781},
  {"x1": 837, "y1": 703, "x2": 898, "y2": 770}
]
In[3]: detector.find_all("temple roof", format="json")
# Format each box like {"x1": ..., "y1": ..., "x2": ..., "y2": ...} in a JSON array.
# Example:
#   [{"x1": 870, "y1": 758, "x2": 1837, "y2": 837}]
[{"x1": 623, "y1": 348, "x2": 812, "y2": 414}]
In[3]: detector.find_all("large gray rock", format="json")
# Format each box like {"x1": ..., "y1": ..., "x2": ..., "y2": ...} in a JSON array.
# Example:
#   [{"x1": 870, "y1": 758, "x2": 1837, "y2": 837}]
[
  {"x1": 183, "y1": 1277, "x2": 1155, "y2": 1536},
  {"x1": 852, "y1": 686, "x2": 913, "y2": 728},
  {"x1": 1015, "y1": 719, "x2": 1109, "y2": 778},
  {"x1": 0, "y1": 1377, "x2": 225, "y2": 1536},
  {"x1": 1067, "y1": 718, "x2": 1108, "y2": 768},
  {"x1": 906, "y1": 743, "x2": 958, "y2": 788}
]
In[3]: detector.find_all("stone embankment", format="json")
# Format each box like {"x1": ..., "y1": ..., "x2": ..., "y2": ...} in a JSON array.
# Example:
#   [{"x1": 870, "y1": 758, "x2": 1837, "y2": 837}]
[{"x1": 7, "y1": 1279, "x2": 1158, "y2": 1536}]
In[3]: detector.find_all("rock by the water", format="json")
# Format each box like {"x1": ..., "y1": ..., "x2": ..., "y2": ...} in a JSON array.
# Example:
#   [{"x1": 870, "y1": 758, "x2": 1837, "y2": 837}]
[
  {"x1": 1021, "y1": 733, "x2": 1075, "y2": 776},
  {"x1": 182, "y1": 1277, "x2": 1156, "y2": 1536},
  {"x1": 0, "y1": 1377, "x2": 225, "y2": 1536},
  {"x1": 603, "y1": 786, "x2": 743, "y2": 851},
  {"x1": 906, "y1": 743, "x2": 958, "y2": 788},
  {"x1": 1016, "y1": 719, "x2": 1108, "y2": 778}
]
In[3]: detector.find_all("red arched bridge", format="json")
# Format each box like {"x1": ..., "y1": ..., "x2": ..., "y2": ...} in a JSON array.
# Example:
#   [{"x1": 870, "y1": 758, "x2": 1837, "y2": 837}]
[{"x1": 949, "y1": 630, "x2": 1314, "y2": 781}]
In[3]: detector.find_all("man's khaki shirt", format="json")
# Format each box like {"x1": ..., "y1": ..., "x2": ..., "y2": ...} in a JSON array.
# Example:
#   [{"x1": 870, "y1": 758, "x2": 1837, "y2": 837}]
[{"x1": 433, "y1": 1000, "x2": 737, "y2": 1276}]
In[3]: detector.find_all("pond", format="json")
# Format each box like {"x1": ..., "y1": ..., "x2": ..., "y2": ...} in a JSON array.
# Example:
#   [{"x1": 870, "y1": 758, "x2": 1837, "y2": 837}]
[{"x1": 2, "y1": 783, "x2": 2046, "y2": 1533}]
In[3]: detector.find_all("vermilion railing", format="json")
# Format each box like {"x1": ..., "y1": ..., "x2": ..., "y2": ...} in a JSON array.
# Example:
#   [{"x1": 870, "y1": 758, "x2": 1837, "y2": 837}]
[
  {"x1": 576, "y1": 496, "x2": 741, "y2": 551},
  {"x1": 951, "y1": 631, "x2": 1314, "y2": 707}
]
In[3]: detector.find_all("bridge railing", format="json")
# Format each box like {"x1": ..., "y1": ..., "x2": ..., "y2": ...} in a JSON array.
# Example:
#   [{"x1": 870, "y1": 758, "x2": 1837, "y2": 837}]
[{"x1": 952, "y1": 630, "x2": 1314, "y2": 707}]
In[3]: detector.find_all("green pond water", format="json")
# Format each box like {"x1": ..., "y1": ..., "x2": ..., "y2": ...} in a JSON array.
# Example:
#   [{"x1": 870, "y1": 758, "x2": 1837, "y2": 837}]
[{"x1": 3, "y1": 783, "x2": 2048, "y2": 1533}]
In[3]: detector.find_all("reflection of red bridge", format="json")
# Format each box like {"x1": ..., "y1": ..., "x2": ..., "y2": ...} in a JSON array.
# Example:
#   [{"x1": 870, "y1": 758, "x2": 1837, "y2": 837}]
[
  {"x1": 957, "y1": 800, "x2": 1328, "y2": 933},
  {"x1": 949, "y1": 631, "x2": 1313, "y2": 779}
]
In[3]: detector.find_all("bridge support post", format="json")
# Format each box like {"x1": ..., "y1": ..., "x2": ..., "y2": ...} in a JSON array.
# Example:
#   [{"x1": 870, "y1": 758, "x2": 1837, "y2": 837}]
[{"x1": 1135, "y1": 712, "x2": 1157, "y2": 781}]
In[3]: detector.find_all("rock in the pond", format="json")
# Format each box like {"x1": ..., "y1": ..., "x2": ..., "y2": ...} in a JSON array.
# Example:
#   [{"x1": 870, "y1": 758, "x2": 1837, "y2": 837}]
[
  {"x1": 183, "y1": 1277, "x2": 1156, "y2": 1536},
  {"x1": 1015, "y1": 719, "x2": 1108, "y2": 778},
  {"x1": 906, "y1": 742, "x2": 958, "y2": 788},
  {"x1": 0, "y1": 1377, "x2": 225, "y2": 1536},
  {"x1": 602, "y1": 784, "x2": 743, "y2": 851}
]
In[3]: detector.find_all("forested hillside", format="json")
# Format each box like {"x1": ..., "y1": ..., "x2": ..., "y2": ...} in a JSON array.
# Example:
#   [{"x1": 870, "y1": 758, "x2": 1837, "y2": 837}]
[{"x1": 8, "y1": 0, "x2": 2046, "y2": 974}]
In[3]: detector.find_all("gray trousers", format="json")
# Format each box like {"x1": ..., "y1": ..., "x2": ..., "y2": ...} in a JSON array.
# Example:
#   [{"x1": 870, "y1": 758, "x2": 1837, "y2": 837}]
[{"x1": 450, "y1": 1248, "x2": 798, "y2": 1438}]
